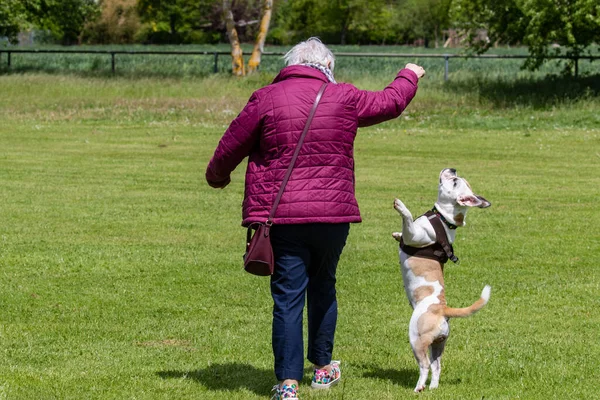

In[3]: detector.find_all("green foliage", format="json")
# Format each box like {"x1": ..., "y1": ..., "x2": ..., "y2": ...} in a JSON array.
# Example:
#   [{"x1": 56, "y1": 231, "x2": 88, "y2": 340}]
[
  {"x1": 520, "y1": 0, "x2": 600, "y2": 71},
  {"x1": 270, "y1": 0, "x2": 454, "y2": 46},
  {"x1": 0, "y1": 0, "x2": 29, "y2": 44},
  {"x1": 22, "y1": 0, "x2": 99, "y2": 45},
  {"x1": 450, "y1": 0, "x2": 527, "y2": 50},
  {"x1": 136, "y1": 0, "x2": 221, "y2": 44},
  {"x1": 135, "y1": 0, "x2": 266, "y2": 44},
  {"x1": 400, "y1": 0, "x2": 452, "y2": 47},
  {"x1": 451, "y1": 0, "x2": 600, "y2": 73},
  {"x1": 268, "y1": 0, "x2": 322, "y2": 45}
]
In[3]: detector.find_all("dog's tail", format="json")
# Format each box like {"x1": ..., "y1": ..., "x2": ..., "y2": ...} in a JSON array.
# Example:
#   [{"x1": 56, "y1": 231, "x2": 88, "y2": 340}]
[{"x1": 443, "y1": 285, "x2": 491, "y2": 318}]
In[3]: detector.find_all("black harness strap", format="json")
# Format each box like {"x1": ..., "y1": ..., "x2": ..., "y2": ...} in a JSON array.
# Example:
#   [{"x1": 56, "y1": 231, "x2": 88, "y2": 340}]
[
  {"x1": 425, "y1": 211, "x2": 459, "y2": 264},
  {"x1": 399, "y1": 210, "x2": 459, "y2": 265}
]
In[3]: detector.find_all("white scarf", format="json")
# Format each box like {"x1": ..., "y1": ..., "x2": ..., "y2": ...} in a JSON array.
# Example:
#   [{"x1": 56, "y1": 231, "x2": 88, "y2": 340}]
[{"x1": 301, "y1": 63, "x2": 337, "y2": 84}]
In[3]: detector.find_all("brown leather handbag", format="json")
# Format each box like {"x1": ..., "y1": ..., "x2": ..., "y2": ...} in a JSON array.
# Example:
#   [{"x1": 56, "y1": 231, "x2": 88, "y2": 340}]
[{"x1": 243, "y1": 83, "x2": 328, "y2": 276}]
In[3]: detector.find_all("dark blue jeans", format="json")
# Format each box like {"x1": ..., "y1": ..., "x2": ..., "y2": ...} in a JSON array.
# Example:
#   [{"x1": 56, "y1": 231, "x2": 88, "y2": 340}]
[{"x1": 269, "y1": 223, "x2": 350, "y2": 381}]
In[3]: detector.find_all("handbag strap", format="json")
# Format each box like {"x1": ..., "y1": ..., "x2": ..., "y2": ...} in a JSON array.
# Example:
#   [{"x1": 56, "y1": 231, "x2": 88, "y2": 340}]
[{"x1": 267, "y1": 82, "x2": 328, "y2": 224}]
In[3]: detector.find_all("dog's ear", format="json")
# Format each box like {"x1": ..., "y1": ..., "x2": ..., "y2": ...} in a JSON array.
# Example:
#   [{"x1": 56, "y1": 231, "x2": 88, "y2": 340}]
[
  {"x1": 440, "y1": 168, "x2": 457, "y2": 183},
  {"x1": 457, "y1": 194, "x2": 491, "y2": 208}
]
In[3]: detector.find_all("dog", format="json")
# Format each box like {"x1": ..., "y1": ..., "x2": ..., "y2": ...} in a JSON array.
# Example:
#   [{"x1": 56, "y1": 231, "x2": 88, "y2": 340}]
[{"x1": 392, "y1": 168, "x2": 491, "y2": 392}]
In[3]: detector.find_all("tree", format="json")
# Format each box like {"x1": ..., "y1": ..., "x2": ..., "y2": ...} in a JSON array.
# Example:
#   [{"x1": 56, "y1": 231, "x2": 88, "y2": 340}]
[
  {"x1": 0, "y1": 0, "x2": 28, "y2": 44},
  {"x1": 450, "y1": 0, "x2": 526, "y2": 50},
  {"x1": 25, "y1": 0, "x2": 100, "y2": 45},
  {"x1": 247, "y1": 0, "x2": 272, "y2": 73},
  {"x1": 1, "y1": 0, "x2": 101, "y2": 46},
  {"x1": 269, "y1": 0, "x2": 325, "y2": 44},
  {"x1": 520, "y1": 0, "x2": 600, "y2": 71},
  {"x1": 83, "y1": 0, "x2": 140, "y2": 44},
  {"x1": 401, "y1": 0, "x2": 452, "y2": 48},
  {"x1": 223, "y1": 0, "x2": 245, "y2": 75},
  {"x1": 270, "y1": 0, "x2": 402, "y2": 45},
  {"x1": 451, "y1": 0, "x2": 600, "y2": 72},
  {"x1": 223, "y1": 0, "x2": 273, "y2": 76},
  {"x1": 137, "y1": 0, "x2": 219, "y2": 43}
]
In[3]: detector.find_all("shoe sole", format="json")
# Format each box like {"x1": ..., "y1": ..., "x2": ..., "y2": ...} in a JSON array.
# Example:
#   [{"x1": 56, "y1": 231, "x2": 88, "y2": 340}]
[{"x1": 311, "y1": 378, "x2": 340, "y2": 390}]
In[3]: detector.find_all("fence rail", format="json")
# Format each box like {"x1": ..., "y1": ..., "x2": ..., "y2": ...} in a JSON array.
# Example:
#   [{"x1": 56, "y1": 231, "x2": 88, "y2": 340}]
[{"x1": 1, "y1": 49, "x2": 598, "y2": 80}]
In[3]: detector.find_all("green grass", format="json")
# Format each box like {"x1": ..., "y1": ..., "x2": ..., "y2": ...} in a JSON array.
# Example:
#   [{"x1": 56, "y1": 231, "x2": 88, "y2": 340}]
[{"x1": 0, "y1": 67, "x2": 599, "y2": 399}]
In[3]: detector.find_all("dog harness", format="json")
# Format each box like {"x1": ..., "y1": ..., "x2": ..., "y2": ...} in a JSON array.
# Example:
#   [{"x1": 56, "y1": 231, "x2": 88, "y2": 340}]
[{"x1": 400, "y1": 208, "x2": 459, "y2": 264}]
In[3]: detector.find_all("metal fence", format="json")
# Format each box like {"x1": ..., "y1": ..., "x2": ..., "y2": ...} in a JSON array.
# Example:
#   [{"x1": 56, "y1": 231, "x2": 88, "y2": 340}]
[{"x1": 0, "y1": 48, "x2": 598, "y2": 80}]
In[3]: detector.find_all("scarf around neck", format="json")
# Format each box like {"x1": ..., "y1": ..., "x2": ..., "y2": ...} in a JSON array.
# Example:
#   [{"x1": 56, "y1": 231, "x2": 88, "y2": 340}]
[{"x1": 301, "y1": 63, "x2": 337, "y2": 84}]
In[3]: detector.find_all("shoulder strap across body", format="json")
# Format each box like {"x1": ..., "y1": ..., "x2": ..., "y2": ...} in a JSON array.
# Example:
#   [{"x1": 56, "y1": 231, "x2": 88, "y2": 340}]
[{"x1": 266, "y1": 82, "x2": 328, "y2": 226}]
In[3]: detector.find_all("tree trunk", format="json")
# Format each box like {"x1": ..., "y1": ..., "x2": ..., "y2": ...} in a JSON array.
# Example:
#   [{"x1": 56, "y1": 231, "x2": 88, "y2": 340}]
[
  {"x1": 223, "y1": 0, "x2": 245, "y2": 76},
  {"x1": 247, "y1": 0, "x2": 272, "y2": 74}
]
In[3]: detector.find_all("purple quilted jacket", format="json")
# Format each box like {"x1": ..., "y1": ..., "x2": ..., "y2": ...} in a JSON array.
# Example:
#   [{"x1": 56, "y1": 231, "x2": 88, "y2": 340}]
[{"x1": 206, "y1": 65, "x2": 418, "y2": 226}]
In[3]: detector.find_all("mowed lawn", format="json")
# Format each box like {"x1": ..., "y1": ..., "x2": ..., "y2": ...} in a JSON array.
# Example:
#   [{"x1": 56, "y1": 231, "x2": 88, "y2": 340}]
[{"x1": 0, "y1": 72, "x2": 599, "y2": 399}]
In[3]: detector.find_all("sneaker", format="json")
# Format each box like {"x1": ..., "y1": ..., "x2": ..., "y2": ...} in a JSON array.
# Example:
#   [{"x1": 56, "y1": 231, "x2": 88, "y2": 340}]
[
  {"x1": 271, "y1": 383, "x2": 299, "y2": 400},
  {"x1": 311, "y1": 361, "x2": 341, "y2": 389}
]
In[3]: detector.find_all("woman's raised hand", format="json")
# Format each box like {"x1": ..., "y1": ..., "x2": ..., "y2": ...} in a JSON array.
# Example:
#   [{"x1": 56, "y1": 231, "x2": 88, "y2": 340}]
[{"x1": 405, "y1": 63, "x2": 425, "y2": 79}]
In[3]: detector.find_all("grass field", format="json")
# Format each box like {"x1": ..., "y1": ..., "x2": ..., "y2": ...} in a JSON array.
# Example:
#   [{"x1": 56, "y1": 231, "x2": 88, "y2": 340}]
[{"x1": 1, "y1": 55, "x2": 599, "y2": 399}]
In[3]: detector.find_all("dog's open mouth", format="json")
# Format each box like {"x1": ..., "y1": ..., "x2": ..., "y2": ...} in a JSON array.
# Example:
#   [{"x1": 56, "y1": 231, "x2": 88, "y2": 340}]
[{"x1": 457, "y1": 194, "x2": 491, "y2": 208}]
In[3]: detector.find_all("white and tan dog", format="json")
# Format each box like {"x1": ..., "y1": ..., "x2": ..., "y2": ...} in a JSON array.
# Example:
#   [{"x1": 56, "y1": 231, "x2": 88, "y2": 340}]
[{"x1": 392, "y1": 168, "x2": 491, "y2": 392}]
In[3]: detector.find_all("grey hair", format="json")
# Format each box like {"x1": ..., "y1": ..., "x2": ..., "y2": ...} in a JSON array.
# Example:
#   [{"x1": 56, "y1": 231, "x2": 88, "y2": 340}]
[{"x1": 283, "y1": 37, "x2": 335, "y2": 71}]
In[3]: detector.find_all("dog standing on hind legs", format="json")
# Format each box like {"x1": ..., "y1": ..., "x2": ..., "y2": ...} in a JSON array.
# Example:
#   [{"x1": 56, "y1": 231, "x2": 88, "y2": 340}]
[{"x1": 392, "y1": 168, "x2": 492, "y2": 392}]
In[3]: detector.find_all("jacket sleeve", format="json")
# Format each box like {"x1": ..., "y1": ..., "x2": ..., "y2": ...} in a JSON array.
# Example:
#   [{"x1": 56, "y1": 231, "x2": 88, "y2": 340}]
[
  {"x1": 205, "y1": 92, "x2": 262, "y2": 186},
  {"x1": 354, "y1": 69, "x2": 419, "y2": 127}
]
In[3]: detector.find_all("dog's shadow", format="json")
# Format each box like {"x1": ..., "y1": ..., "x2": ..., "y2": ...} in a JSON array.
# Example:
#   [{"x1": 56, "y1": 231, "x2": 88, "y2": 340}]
[
  {"x1": 157, "y1": 363, "x2": 274, "y2": 395},
  {"x1": 359, "y1": 363, "x2": 417, "y2": 388},
  {"x1": 359, "y1": 363, "x2": 463, "y2": 388}
]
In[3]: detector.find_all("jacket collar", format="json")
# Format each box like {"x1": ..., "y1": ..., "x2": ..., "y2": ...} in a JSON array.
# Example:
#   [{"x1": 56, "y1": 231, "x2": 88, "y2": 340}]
[{"x1": 272, "y1": 65, "x2": 329, "y2": 84}]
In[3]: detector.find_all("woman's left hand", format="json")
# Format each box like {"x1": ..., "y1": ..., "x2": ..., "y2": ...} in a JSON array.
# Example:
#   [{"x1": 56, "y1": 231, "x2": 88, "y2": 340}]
[{"x1": 405, "y1": 63, "x2": 425, "y2": 79}]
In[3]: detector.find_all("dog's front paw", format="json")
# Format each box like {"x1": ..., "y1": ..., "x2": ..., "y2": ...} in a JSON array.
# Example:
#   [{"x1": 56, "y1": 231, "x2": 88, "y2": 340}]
[
  {"x1": 394, "y1": 198, "x2": 412, "y2": 219},
  {"x1": 393, "y1": 198, "x2": 406, "y2": 212}
]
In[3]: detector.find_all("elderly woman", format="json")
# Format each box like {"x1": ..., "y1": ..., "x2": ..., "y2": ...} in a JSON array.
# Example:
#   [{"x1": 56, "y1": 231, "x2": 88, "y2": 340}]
[{"x1": 206, "y1": 38, "x2": 424, "y2": 400}]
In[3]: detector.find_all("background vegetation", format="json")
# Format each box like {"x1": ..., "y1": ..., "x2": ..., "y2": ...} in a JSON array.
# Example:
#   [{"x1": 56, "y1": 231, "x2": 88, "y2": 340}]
[
  {"x1": 2, "y1": 0, "x2": 599, "y2": 71},
  {"x1": 2, "y1": 44, "x2": 599, "y2": 81}
]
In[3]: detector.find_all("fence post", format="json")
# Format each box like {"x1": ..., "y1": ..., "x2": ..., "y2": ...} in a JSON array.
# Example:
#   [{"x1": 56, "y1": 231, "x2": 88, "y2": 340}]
[
  {"x1": 444, "y1": 55, "x2": 449, "y2": 81},
  {"x1": 574, "y1": 57, "x2": 578, "y2": 77},
  {"x1": 213, "y1": 52, "x2": 218, "y2": 73},
  {"x1": 8, "y1": 51, "x2": 11, "y2": 68},
  {"x1": 111, "y1": 52, "x2": 115, "y2": 73}
]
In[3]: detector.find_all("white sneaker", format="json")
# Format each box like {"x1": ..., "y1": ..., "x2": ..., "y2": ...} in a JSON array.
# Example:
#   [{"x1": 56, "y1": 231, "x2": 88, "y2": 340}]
[
  {"x1": 271, "y1": 383, "x2": 299, "y2": 399},
  {"x1": 311, "y1": 361, "x2": 341, "y2": 389}
]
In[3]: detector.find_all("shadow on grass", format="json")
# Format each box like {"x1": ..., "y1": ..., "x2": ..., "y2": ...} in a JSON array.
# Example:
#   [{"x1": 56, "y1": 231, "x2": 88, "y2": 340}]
[
  {"x1": 158, "y1": 363, "x2": 275, "y2": 395},
  {"x1": 445, "y1": 73, "x2": 600, "y2": 109},
  {"x1": 360, "y1": 364, "x2": 417, "y2": 388},
  {"x1": 360, "y1": 364, "x2": 463, "y2": 389}
]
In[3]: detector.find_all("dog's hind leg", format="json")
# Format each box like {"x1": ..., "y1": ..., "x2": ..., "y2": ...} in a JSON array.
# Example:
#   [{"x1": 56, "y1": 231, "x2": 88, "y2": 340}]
[
  {"x1": 429, "y1": 338, "x2": 447, "y2": 389},
  {"x1": 410, "y1": 309, "x2": 446, "y2": 392},
  {"x1": 411, "y1": 336, "x2": 433, "y2": 392}
]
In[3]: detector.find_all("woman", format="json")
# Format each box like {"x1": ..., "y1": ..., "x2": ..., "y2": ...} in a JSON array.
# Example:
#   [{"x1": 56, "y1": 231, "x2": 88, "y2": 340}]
[{"x1": 206, "y1": 38, "x2": 424, "y2": 400}]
